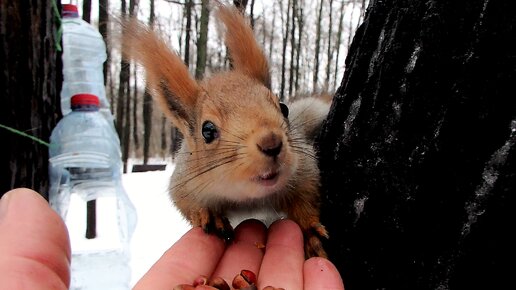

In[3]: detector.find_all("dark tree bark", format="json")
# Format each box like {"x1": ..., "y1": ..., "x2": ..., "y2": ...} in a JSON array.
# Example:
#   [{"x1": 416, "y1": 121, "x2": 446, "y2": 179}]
[
  {"x1": 287, "y1": 0, "x2": 296, "y2": 97},
  {"x1": 82, "y1": 0, "x2": 91, "y2": 23},
  {"x1": 79, "y1": 0, "x2": 97, "y2": 240},
  {"x1": 294, "y1": 2, "x2": 304, "y2": 93},
  {"x1": 332, "y1": 0, "x2": 345, "y2": 90},
  {"x1": 195, "y1": 0, "x2": 210, "y2": 80},
  {"x1": 233, "y1": 0, "x2": 248, "y2": 13},
  {"x1": 318, "y1": 1, "x2": 516, "y2": 289},
  {"x1": 99, "y1": 0, "x2": 109, "y2": 86},
  {"x1": 117, "y1": 0, "x2": 136, "y2": 173},
  {"x1": 0, "y1": 1, "x2": 61, "y2": 199},
  {"x1": 183, "y1": 0, "x2": 193, "y2": 67},
  {"x1": 312, "y1": 0, "x2": 323, "y2": 92},
  {"x1": 324, "y1": 0, "x2": 334, "y2": 90},
  {"x1": 143, "y1": 0, "x2": 155, "y2": 165},
  {"x1": 132, "y1": 66, "x2": 139, "y2": 150},
  {"x1": 279, "y1": 0, "x2": 291, "y2": 101}
]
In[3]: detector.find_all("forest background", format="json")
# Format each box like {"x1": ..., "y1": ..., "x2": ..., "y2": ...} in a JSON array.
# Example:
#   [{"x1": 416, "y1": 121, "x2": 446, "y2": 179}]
[
  {"x1": 2, "y1": 1, "x2": 515, "y2": 289},
  {"x1": 75, "y1": 0, "x2": 368, "y2": 172}
]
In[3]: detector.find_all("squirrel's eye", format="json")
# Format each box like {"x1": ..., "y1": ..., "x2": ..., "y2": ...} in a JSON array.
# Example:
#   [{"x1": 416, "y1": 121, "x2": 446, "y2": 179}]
[
  {"x1": 280, "y1": 103, "x2": 289, "y2": 118},
  {"x1": 201, "y1": 121, "x2": 219, "y2": 144}
]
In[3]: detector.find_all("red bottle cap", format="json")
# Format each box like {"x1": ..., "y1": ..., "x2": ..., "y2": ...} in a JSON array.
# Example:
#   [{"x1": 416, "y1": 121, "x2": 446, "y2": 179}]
[
  {"x1": 71, "y1": 94, "x2": 100, "y2": 107},
  {"x1": 62, "y1": 4, "x2": 79, "y2": 18}
]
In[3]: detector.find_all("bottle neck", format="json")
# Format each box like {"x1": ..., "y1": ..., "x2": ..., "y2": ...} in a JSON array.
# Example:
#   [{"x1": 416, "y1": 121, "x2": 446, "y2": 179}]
[
  {"x1": 62, "y1": 11, "x2": 79, "y2": 18},
  {"x1": 71, "y1": 105, "x2": 100, "y2": 112}
]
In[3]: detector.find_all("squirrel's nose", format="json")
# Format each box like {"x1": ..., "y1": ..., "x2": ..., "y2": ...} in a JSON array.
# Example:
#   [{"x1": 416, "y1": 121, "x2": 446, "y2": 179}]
[{"x1": 257, "y1": 132, "x2": 283, "y2": 157}]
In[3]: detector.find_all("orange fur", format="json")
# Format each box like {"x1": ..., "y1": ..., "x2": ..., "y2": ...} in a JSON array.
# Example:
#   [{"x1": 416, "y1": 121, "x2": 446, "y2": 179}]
[
  {"x1": 123, "y1": 5, "x2": 329, "y2": 258},
  {"x1": 122, "y1": 20, "x2": 200, "y2": 135},
  {"x1": 216, "y1": 6, "x2": 271, "y2": 88}
]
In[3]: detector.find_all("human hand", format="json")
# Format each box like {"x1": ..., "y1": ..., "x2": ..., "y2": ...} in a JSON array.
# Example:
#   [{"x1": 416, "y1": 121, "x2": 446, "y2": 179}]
[
  {"x1": 0, "y1": 188, "x2": 71, "y2": 290},
  {"x1": 0, "y1": 188, "x2": 344, "y2": 290},
  {"x1": 134, "y1": 219, "x2": 344, "y2": 290}
]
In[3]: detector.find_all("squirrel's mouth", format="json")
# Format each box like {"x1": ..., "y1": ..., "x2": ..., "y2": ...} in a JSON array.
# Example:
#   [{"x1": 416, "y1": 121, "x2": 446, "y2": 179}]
[{"x1": 254, "y1": 169, "x2": 280, "y2": 186}]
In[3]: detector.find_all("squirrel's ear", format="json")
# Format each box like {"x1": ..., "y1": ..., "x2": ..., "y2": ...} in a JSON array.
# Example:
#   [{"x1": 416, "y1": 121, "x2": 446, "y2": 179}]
[
  {"x1": 217, "y1": 5, "x2": 271, "y2": 89},
  {"x1": 122, "y1": 19, "x2": 200, "y2": 135}
]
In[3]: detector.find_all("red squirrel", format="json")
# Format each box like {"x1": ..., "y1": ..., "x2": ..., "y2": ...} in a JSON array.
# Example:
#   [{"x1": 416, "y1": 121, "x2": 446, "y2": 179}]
[{"x1": 123, "y1": 4, "x2": 329, "y2": 258}]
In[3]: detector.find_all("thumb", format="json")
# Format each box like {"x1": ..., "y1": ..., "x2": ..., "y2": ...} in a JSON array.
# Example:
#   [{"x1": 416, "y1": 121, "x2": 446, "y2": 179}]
[{"x1": 0, "y1": 188, "x2": 71, "y2": 290}]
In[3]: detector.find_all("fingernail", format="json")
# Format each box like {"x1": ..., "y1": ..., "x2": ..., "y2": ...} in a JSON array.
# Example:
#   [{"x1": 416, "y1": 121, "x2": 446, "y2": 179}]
[{"x1": 0, "y1": 191, "x2": 13, "y2": 221}]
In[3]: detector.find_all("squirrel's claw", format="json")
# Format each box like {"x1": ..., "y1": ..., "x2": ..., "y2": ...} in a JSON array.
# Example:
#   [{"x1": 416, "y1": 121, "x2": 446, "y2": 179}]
[
  {"x1": 303, "y1": 220, "x2": 329, "y2": 258},
  {"x1": 197, "y1": 207, "x2": 235, "y2": 242},
  {"x1": 311, "y1": 221, "x2": 329, "y2": 239}
]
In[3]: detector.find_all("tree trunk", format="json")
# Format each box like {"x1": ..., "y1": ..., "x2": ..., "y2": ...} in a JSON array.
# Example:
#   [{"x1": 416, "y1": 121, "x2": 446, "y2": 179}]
[
  {"x1": 143, "y1": 0, "x2": 155, "y2": 165},
  {"x1": 233, "y1": 0, "x2": 248, "y2": 13},
  {"x1": 132, "y1": 66, "x2": 139, "y2": 150},
  {"x1": 332, "y1": 0, "x2": 345, "y2": 90},
  {"x1": 99, "y1": 0, "x2": 109, "y2": 86},
  {"x1": 268, "y1": 3, "x2": 276, "y2": 62},
  {"x1": 116, "y1": 0, "x2": 128, "y2": 139},
  {"x1": 294, "y1": 2, "x2": 304, "y2": 93},
  {"x1": 195, "y1": 0, "x2": 210, "y2": 80},
  {"x1": 318, "y1": 1, "x2": 516, "y2": 289},
  {"x1": 117, "y1": 0, "x2": 136, "y2": 173},
  {"x1": 82, "y1": 0, "x2": 91, "y2": 23},
  {"x1": 183, "y1": 0, "x2": 193, "y2": 67},
  {"x1": 0, "y1": 1, "x2": 61, "y2": 198},
  {"x1": 279, "y1": 0, "x2": 291, "y2": 101},
  {"x1": 249, "y1": 0, "x2": 255, "y2": 28},
  {"x1": 287, "y1": 0, "x2": 296, "y2": 97},
  {"x1": 324, "y1": 0, "x2": 334, "y2": 90},
  {"x1": 312, "y1": 0, "x2": 323, "y2": 92},
  {"x1": 79, "y1": 0, "x2": 98, "y2": 240}
]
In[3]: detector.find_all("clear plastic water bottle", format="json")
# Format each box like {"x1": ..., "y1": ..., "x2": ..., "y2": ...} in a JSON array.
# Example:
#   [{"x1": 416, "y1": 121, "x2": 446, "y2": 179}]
[
  {"x1": 49, "y1": 94, "x2": 136, "y2": 290},
  {"x1": 60, "y1": 4, "x2": 112, "y2": 122}
]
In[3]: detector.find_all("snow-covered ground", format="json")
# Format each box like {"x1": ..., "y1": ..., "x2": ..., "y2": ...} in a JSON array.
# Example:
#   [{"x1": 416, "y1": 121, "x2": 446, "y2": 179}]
[{"x1": 122, "y1": 162, "x2": 190, "y2": 287}]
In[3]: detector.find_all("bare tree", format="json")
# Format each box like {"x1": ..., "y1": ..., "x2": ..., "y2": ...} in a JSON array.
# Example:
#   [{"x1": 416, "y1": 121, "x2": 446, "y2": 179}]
[
  {"x1": 143, "y1": 0, "x2": 155, "y2": 164},
  {"x1": 249, "y1": 0, "x2": 255, "y2": 28},
  {"x1": 132, "y1": 64, "x2": 139, "y2": 150},
  {"x1": 0, "y1": 0, "x2": 61, "y2": 198},
  {"x1": 312, "y1": 0, "x2": 324, "y2": 92},
  {"x1": 233, "y1": 0, "x2": 248, "y2": 13},
  {"x1": 116, "y1": 0, "x2": 129, "y2": 159},
  {"x1": 195, "y1": 0, "x2": 210, "y2": 80},
  {"x1": 279, "y1": 0, "x2": 291, "y2": 101},
  {"x1": 287, "y1": 0, "x2": 297, "y2": 97},
  {"x1": 99, "y1": 0, "x2": 109, "y2": 86},
  {"x1": 268, "y1": 3, "x2": 276, "y2": 62},
  {"x1": 183, "y1": 0, "x2": 193, "y2": 67},
  {"x1": 324, "y1": 0, "x2": 334, "y2": 90},
  {"x1": 294, "y1": 1, "x2": 305, "y2": 93},
  {"x1": 333, "y1": 0, "x2": 346, "y2": 89},
  {"x1": 82, "y1": 0, "x2": 92, "y2": 23}
]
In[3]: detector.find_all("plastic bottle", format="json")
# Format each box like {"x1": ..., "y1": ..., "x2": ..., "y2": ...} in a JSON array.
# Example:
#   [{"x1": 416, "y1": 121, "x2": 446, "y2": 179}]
[
  {"x1": 60, "y1": 4, "x2": 112, "y2": 122},
  {"x1": 49, "y1": 94, "x2": 136, "y2": 290}
]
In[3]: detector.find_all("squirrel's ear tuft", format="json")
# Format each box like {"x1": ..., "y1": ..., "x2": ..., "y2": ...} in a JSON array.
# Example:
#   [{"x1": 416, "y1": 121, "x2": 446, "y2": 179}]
[
  {"x1": 216, "y1": 5, "x2": 271, "y2": 89},
  {"x1": 121, "y1": 19, "x2": 200, "y2": 134}
]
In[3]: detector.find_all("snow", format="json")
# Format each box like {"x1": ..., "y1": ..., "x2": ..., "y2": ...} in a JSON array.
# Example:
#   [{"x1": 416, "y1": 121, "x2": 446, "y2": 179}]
[{"x1": 122, "y1": 163, "x2": 191, "y2": 287}]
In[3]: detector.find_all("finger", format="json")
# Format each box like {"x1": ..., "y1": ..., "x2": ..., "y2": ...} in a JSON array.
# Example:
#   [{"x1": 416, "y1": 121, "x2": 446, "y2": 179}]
[
  {"x1": 257, "y1": 219, "x2": 304, "y2": 290},
  {"x1": 211, "y1": 219, "x2": 267, "y2": 283},
  {"x1": 0, "y1": 188, "x2": 71, "y2": 290},
  {"x1": 304, "y1": 257, "x2": 345, "y2": 290},
  {"x1": 133, "y1": 226, "x2": 225, "y2": 290}
]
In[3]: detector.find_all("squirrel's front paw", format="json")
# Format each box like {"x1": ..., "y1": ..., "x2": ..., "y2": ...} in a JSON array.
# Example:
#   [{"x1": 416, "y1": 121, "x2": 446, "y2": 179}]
[
  {"x1": 192, "y1": 207, "x2": 234, "y2": 242},
  {"x1": 304, "y1": 221, "x2": 329, "y2": 258}
]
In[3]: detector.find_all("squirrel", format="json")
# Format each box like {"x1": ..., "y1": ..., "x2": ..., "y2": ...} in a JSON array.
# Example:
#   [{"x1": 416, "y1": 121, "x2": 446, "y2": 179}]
[{"x1": 123, "y1": 4, "x2": 330, "y2": 258}]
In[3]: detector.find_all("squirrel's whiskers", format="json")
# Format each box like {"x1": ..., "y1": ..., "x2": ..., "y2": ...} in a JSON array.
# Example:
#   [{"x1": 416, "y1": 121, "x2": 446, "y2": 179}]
[{"x1": 123, "y1": 4, "x2": 330, "y2": 258}]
